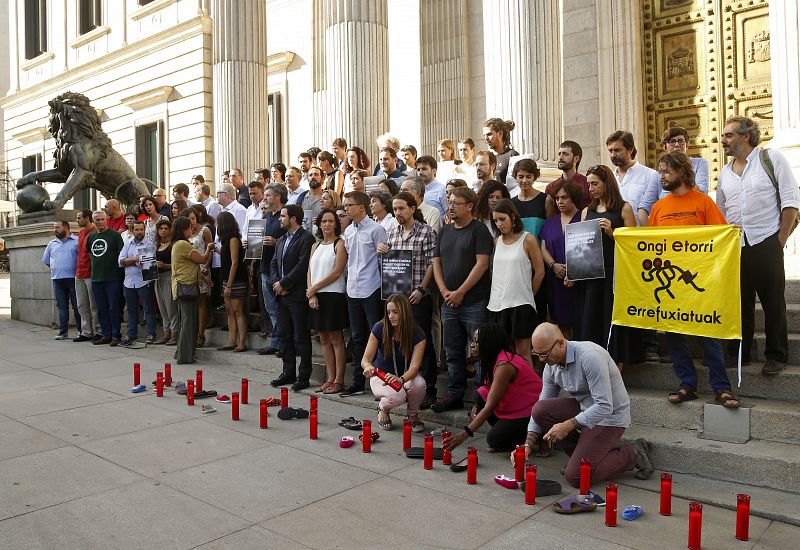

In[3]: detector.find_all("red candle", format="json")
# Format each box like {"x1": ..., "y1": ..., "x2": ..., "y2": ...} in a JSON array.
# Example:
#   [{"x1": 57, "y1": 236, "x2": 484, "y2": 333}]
[
  {"x1": 514, "y1": 445, "x2": 526, "y2": 482},
  {"x1": 156, "y1": 372, "x2": 163, "y2": 397},
  {"x1": 280, "y1": 387, "x2": 288, "y2": 409},
  {"x1": 579, "y1": 457, "x2": 591, "y2": 494},
  {"x1": 195, "y1": 370, "x2": 203, "y2": 392},
  {"x1": 605, "y1": 482, "x2": 618, "y2": 527},
  {"x1": 310, "y1": 395, "x2": 318, "y2": 412},
  {"x1": 467, "y1": 446, "x2": 477, "y2": 485},
  {"x1": 688, "y1": 501, "x2": 703, "y2": 550},
  {"x1": 423, "y1": 434, "x2": 434, "y2": 470},
  {"x1": 402, "y1": 419, "x2": 412, "y2": 451},
  {"x1": 362, "y1": 419, "x2": 372, "y2": 453},
  {"x1": 660, "y1": 473, "x2": 673, "y2": 516},
  {"x1": 241, "y1": 378, "x2": 248, "y2": 404},
  {"x1": 187, "y1": 379, "x2": 195, "y2": 406},
  {"x1": 374, "y1": 367, "x2": 402, "y2": 391},
  {"x1": 736, "y1": 494, "x2": 750, "y2": 541},
  {"x1": 310, "y1": 409, "x2": 318, "y2": 439},
  {"x1": 441, "y1": 429, "x2": 451, "y2": 465},
  {"x1": 231, "y1": 392, "x2": 239, "y2": 421},
  {"x1": 164, "y1": 363, "x2": 172, "y2": 387},
  {"x1": 133, "y1": 363, "x2": 140, "y2": 386},
  {"x1": 525, "y1": 464, "x2": 537, "y2": 505},
  {"x1": 259, "y1": 399, "x2": 268, "y2": 429}
]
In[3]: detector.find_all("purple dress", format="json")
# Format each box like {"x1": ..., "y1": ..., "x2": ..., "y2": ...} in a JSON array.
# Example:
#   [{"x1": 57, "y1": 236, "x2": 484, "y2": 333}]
[{"x1": 540, "y1": 212, "x2": 580, "y2": 325}]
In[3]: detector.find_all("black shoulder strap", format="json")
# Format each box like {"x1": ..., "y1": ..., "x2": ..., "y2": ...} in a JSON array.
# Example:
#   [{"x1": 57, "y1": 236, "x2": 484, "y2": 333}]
[{"x1": 759, "y1": 148, "x2": 781, "y2": 207}]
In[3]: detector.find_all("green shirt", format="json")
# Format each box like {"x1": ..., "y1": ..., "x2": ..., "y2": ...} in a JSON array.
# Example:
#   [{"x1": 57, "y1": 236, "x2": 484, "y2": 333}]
[{"x1": 86, "y1": 229, "x2": 124, "y2": 282}]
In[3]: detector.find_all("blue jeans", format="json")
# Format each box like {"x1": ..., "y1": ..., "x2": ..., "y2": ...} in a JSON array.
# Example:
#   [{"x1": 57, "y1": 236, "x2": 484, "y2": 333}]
[
  {"x1": 92, "y1": 280, "x2": 123, "y2": 340},
  {"x1": 53, "y1": 278, "x2": 80, "y2": 334},
  {"x1": 347, "y1": 288, "x2": 385, "y2": 390},
  {"x1": 260, "y1": 272, "x2": 282, "y2": 350},
  {"x1": 123, "y1": 284, "x2": 157, "y2": 340},
  {"x1": 441, "y1": 299, "x2": 488, "y2": 399},
  {"x1": 668, "y1": 333, "x2": 730, "y2": 392}
]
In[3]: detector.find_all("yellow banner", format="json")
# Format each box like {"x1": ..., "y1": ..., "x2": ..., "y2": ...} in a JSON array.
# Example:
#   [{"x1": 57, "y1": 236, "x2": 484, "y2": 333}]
[{"x1": 611, "y1": 225, "x2": 741, "y2": 339}]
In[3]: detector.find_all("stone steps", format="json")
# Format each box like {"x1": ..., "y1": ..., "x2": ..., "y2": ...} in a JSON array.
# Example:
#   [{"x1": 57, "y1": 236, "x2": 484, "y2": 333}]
[{"x1": 754, "y1": 302, "x2": 800, "y2": 333}]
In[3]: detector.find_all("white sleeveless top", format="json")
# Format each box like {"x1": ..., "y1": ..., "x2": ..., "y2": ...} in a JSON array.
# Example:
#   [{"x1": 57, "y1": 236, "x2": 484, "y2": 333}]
[
  {"x1": 488, "y1": 231, "x2": 536, "y2": 312},
  {"x1": 310, "y1": 239, "x2": 346, "y2": 294}
]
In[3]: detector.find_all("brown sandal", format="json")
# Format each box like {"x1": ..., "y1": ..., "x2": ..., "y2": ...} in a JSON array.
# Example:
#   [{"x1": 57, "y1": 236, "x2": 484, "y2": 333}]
[
  {"x1": 324, "y1": 382, "x2": 344, "y2": 394},
  {"x1": 316, "y1": 381, "x2": 333, "y2": 393},
  {"x1": 715, "y1": 389, "x2": 740, "y2": 408},
  {"x1": 668, "y1": 387, "x2": 698, "y2": 403}
]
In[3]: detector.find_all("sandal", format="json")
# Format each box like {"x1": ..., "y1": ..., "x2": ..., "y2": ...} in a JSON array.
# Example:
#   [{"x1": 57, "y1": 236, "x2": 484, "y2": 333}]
[
  {"x1": 377, "y1": 411, "x2": 393, "y2": 430},
  {"x1": 324, "y1": 382, "x2": 344, "y2": 394},
  {"x1": 233, "y1": 346, "x2": 248, "y2": 353},
  {"x1": 277, "y1": 407, "x2": 309, "y2": 420},
  {"x1": 263, "y1": 396, "x2": 281, "y2": 407},
  {"x1": 715, "y1": 389, "x2": 740, "y2": 408},
  {"x1": 552, "y1": 494, "x2": 597, "y2": 514},
  {"x1": 196, "y1": 336, "x2": 205, "y2": 348},
  {"x1": 358, "y1": 431, "x2": 380, "y2": 443},
  {"x1": 315, "y1": 381, "x2": 333, "y2": 393},
  {"x1": 536, "y1": 440, "x2": 552, "y2": 458},
  {"x1": 668, "y1": 387, "x2": 698, "y2": 404}
]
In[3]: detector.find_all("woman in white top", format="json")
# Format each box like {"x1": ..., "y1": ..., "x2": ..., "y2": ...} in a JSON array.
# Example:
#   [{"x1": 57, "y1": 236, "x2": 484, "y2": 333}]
[
  {"x1": 487, "y1": 199, "x2": 545, "y2": 365},
  {"x1": 142, "y1": 195, "x2": 168, "y2": 244},
  {"x1": 307, "y1": 208, "x2": 349, "y2": 394},
  {"x1": 369, "y1": 189, "x2": 398, "y2": 233},
  {"x1": 185, "y1": 207, "x2": 214, "y2": 348},
  {"x1": 121, "y1": 211, "x2": 137, "y2": 246}
]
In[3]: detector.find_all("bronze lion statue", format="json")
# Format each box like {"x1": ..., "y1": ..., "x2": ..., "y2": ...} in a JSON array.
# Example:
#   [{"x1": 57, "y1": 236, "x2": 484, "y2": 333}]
[{"x1": 16, "y1": 92, "x2": 154, "y2": 212}]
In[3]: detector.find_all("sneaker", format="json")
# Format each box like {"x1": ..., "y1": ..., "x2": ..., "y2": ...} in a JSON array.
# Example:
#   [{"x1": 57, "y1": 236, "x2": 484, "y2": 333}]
[
  {"x1": 145, "y1": 335, "x2": 156, "y2": 344},
  {"x1": 119, "y1": 337, "x2": 136, "y2": 347},
  {"x1": 73, "y1": 335, "x2": 92, "y2": 342},
  {"x1": 215, "y1": 395, "x2": 231, "y2": 404},
  {"x1": 54, "y1": 332, "x2": 68, "y2": 340},
  {"x1": 430, "y1": 395, "x2": 464, "y2": 413},
  {"x1": 410, "y1": 419, "x2": 426, "y2": 433},
  {"x1": 339, "y1": 385, "x2": 365, "y2": 397}
]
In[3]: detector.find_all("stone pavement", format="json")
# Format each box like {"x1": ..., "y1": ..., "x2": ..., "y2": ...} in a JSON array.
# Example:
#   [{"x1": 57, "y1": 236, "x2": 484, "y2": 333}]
[{"x1": 0, "y1": 317, "x2": 797, "y2": 549}]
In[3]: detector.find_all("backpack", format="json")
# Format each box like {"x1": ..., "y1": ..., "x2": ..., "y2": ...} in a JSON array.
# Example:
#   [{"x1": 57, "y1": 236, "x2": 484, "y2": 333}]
[{"x1": 759, "y1": 148, "x2": 799, "y2": 235}]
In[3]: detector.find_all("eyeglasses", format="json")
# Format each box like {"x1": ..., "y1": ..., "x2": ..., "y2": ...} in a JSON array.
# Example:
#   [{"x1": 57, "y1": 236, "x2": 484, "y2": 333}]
[
  {"x1": 342, "y1": 203, "x2": 356, "y2": 209},
  {"x1": 450, "y1": 201, "x2": 469, "y2": 207},
  {"x1": 666, "y1": 138, "x2": 687, "y2": 146},
  {"x1": 533, "y1": 339, "x2": 559, "y2": 358}
]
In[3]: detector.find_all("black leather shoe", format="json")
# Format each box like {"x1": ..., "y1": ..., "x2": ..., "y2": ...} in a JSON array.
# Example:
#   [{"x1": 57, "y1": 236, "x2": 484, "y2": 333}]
[
  {"x1": 275, "y1": 349, "x2": 284, "y2": 358},
  {"x1": 92, "y1": 338, "x2": 111, "y2": 345},
  {"x1": 258, "y1": 347, "x2": 279, "y2": 356},
  {"x1": 270, "y1": 373, "x2": 297, "y2": 387},
  {"x1": 73, "y1": 335, "x2": 92, "y2": 342},
  {"x1": 291, "y1": 379, "x2": 310, "y2": 391},
  {"x1": 762, "y1": 359, "x2": 787, "y2": 376}
]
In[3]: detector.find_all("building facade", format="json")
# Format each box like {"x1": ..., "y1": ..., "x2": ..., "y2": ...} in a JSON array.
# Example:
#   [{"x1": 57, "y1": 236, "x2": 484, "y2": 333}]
[{"x1": 2, "y1": 0, "x2": 799, "y2": 214}]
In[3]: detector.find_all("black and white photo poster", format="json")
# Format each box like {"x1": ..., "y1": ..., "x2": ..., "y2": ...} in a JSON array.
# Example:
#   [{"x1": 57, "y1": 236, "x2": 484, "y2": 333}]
[
  {"x1": 245, "y1": 219, "x2": 267, "y2": 260},
  {"x1": 565, "y1": 220, "x2": 605, "y2": 281},
  {"x1": 140, "y1": 243, "x2": 159, "y2": 282},
  {"x1": 380, "y1": 250, "x2": 413, "y2": 299}
]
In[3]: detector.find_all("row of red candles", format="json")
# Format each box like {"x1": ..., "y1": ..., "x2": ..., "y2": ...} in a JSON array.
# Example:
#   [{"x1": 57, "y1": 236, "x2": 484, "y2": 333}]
[{"x1": 136, "y1": 362, "x2": 752, "y2": 546}]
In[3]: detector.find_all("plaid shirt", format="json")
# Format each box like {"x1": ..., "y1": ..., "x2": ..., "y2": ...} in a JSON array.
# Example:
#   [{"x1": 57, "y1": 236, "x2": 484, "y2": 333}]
[{"x1": 386, "y1": 221, "x2": 437, "y2": 289}]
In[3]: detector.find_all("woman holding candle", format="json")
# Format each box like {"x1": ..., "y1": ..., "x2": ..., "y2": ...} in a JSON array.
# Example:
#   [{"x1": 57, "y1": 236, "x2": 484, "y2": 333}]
[
  {"x1": 443, "y1": 323, "x2": 542, "y2": 453},
  {"x1": 361, "y1": 294, "x2": 427, "y2": 432}
]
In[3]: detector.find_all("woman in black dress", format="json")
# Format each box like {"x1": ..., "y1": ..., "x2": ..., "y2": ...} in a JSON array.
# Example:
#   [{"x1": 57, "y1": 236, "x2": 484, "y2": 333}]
[{"x1": 216, "y1": 212, "x2": 249, "y2": 352}]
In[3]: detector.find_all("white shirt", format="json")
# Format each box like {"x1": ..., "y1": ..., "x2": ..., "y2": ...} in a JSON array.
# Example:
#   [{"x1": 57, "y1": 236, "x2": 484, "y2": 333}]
[
  {"x1": 614, "y1": 161, "x2": 660, "y2": 222},
  {"x1": 202, "y1": 197, "x2": 222, "y2": 219},
  {"x1": 377, "y1": 213, "x2": 398, "y2": 233},
  {"x1": 659, "y1": 156, "x2": 710, "y2": 198},
  {"x1": 419, "y1": 202, "x2": 442, "y2": 233},
  {"x1": 222, "y1": 200, "x2": 248, "y2": 236},
  {"x1": 717, "y1": 147, "x2": 800, "y2": 246},
  {"x1": 287, "y1": 185, "x2": 306, "y2": 205}
]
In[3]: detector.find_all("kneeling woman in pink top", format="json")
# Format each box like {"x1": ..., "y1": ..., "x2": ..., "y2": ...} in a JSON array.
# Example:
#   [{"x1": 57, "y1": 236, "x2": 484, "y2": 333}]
[{"x1": 444, "y1": 323, "x2": 542, "y2": 452}]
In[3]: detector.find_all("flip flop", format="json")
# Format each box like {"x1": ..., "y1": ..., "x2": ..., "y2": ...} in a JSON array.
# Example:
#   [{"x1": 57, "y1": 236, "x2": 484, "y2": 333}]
[
  {"x1": 552, "y1": 494, "x2": 597, "y2": 514},
  {"x1": 448, "y1": 454, "x2": 475, "y2": 471},
  {"x1": 623, "y1": 505, "x2": 645, "y2": 521},
  {"x1": 519, "y1": 479, "x2": 563, "y2": 497},
  {"x1": 263, "y1": 396, "x2": 281, "y2": 407},
  {"x1": 494, "y1": 475, "x2": 519, "y2": 489},
  {"x1": 277, "y1": 407, "x2": 310, "y2": 420},
  {"x1": 338, "y1": 416, "x2": 356, "y2": 427},
  {"x1": 339, "y1": 418, "x2": 363, "y2": 431}
]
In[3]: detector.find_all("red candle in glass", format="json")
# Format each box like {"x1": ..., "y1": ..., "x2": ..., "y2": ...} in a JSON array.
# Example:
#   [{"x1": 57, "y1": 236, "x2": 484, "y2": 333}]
[
  {"x1": 259, "y1": 399, "x2": 268, "y2": 429},
  {"x1": 441, "y1": 429, "x2": 451, "y2": 465},
  {"x1": 133, "y1": 363, "x2": 140, "y2": 386},
  {"x1": 310, "y1": 395, "x2": 318, "y2": 412},
  {"x1": 231, "y1": 392, "x2": 240, "y2": 421},
  {"x1": 605, "y1": 482, "x2": 618, "y2": 527},
  {"x1": 423, "y1": 434, "x2": 434, "y2": 470},
  {"x1": 362, "y1": 419, "x2": 372, "y2": 453},
  {"x1": 688, "y1": 501, "x2": 703, "y2": 550},
  {"x1": 310, "y1": 410, "x2": 318, "y2": 440},
  {"x1": 281, "y1": 387, "x2": 288, "y2": 408},
  {"x1": 164, "y1": 363, "x2": 172, "y2": 386},
  {"x1": 736, "y1": 494, "x2": 750, "y2": 541},
  {"x1": 579, "y1": 457, "x2": 591, "y2": 494},
  {"x1": 195, "y1": 370, "x2": 203, "y2": 392},
  {"x1": 402, "y1": 419, "x2": 412, "y2": 451},
  {"x1": 241, "y1": 378, "x2": 248, "y2": 404},
  {"x1": 187, "y1": 379, "x2": 195, "y2": 406},
  {"x1": 467, "y1": 446, "x2": 477, "y2": 485},
  {"x1": 525, "y1": 464, "x2": 537, "y2": 505},
  {"x1": 514, "y1": 445, "x2": 526, "y2": 482},
  {"x1": 660, "y1": 473, "x2": 673, "y2": 516},
  {"x1": 156, "y1": 372, "x2": 163, "y2": 397}
]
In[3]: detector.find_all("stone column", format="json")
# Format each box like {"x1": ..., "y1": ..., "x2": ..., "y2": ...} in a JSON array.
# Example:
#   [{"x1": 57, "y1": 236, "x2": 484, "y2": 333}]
[
  {"x1": 315, "y1": 0, "x2": 389, "y2": 159},
  {"x1": 212, "y1": 0, "x2": 268, "y2": 180},
  {"x1": 482, "y1": 0, "x2": 562, "y2": 167},
  {"x1": 769, "y1": 0, "x2": 800, "y2": 171}
]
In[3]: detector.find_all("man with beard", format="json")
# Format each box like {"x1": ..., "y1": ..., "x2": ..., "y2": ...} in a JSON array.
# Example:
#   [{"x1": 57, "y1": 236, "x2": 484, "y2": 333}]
[
  {"x1": 472, "y1": 150, "x2": 497, "y2": 193},
  {"x1": 118, "y1": 220, "x2": 157, "y2": 345},
  {"x1": 42, "y1": 221, "x2": 81, "y2": 340},
  {"x1": 301, "y1": 166, "x2": 325, "y2": 222},
  {"x1": 650, "y1": 152, "x2": 739, "y2": 407},
  {"x1": 87, "y1": 210, "x2": 125, "y2": 346},
  {"x1": 545, "y1": 141, "x2": 590, "y2": 217},
  {"x1": 606, "y1": 130, "x2": 660, "y2": 227},
  {"x1": 74, "y1": 209, "x2": 101, "y2": 341}
]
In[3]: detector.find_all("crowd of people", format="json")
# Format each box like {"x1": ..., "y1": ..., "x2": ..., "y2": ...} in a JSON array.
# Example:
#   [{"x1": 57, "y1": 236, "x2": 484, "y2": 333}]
[{"x1": 42, "y1": 115, "x2": 799, "y2": 488}]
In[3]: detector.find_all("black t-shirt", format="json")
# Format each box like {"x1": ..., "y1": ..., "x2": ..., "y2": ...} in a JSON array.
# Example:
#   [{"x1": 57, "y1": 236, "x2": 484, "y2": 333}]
[
  {"x1": 495, "y1": 148, "x2": 519, "y2": 184},
  {"x1": 433, "y1": 219, "x2": 494, "y2": 305},
  {"x1": 156, "y1": 244, "x2": 172, "y2": 273},
  {"x1": 371, "y1": 321, "x2": 426, "y2": 376}
]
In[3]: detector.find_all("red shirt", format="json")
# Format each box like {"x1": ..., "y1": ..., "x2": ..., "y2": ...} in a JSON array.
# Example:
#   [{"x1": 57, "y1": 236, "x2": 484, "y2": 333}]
[
  {"x1": 107, "y1": 214, "x2": 126, "y2": 232},
  {"x1": 546, "y1": 172, "x2": 591, "y2": 210},
  {"x1": 76, "y1": 227, "x2": 96, "y2": 278}
]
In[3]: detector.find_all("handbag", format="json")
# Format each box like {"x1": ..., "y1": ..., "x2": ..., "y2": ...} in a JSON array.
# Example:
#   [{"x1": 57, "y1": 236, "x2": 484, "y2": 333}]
[{"x1": 176, "y1": 282, "x2": 199, "y2": 301}]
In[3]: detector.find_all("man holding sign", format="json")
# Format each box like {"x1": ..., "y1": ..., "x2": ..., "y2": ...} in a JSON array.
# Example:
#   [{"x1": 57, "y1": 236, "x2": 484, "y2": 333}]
[{"x1": 649, "y1": 152, "x2": 739, "y2": 407}]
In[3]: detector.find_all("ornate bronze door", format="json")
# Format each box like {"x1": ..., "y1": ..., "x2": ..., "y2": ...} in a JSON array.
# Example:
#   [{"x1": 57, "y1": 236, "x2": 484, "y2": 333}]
[{"x1": 643, "y1": 0, "x2": 772, "y2": 186}]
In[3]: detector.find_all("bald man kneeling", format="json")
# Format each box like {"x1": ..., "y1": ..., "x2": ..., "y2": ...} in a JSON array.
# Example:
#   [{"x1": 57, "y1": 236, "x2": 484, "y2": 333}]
[{"x1": 512, "y1": 323, "x2": 655, "y2": 488}]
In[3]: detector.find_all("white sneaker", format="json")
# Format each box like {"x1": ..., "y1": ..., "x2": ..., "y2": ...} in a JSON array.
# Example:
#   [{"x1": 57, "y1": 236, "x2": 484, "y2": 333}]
[{"x1": 54, "y1": 333, "x2": 68, "y2": 340}]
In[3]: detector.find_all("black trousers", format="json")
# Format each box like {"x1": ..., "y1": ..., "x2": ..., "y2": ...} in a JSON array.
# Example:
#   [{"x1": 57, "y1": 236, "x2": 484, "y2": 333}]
[
  {"x1": 475, "y1": 394, "x2": 530, "y2": 451},
  {"x1": 277, "y1": 297, "x2": 312, "y2": 380},
  {"x1": 733, "y1": 232, "x2": 788, "y2": 363}
]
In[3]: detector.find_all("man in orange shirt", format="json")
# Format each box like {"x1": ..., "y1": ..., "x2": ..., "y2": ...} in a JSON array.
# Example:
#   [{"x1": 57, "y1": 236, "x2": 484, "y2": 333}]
[{"x1": 650, "y1": 152, "x2": 739, "y2": 408}]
